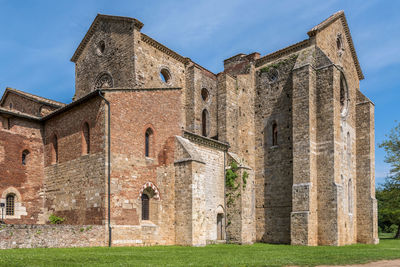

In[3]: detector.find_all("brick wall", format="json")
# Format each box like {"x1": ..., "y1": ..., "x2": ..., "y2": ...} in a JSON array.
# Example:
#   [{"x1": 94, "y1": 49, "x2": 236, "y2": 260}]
[
  {"x1": 105, "y1": 89, "x2": 181, "y2": 246},
  {"x1": 43, "y1": 97, "x2": 106, "y2": 225},
  {"x1": 0, "y1": 116, "x2": 44, "y2": 224}
]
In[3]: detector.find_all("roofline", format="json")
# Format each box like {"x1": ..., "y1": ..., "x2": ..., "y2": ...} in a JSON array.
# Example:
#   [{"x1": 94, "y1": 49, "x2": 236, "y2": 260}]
[
  {"x1": 42, "y1": 87, "x2": 182, "y2": 121},
  {"x1": 0, "y1": 107, "x2": 41, "y2": 121},
  {"x1": 0, "y1": 87, "x2": 65, "y2": 108},
  {"x1": 255, "y1": 39, "x2": 310, "y2": 67},
  {"x1": 42, "y1": 90, "x2": 100, "y2": 120},
  {"x1": 307, "y1": 10, "x2": 364, "y2": 80},
  {"x1": 70, "y1": 14, "x2": 144, "y2": 63}
]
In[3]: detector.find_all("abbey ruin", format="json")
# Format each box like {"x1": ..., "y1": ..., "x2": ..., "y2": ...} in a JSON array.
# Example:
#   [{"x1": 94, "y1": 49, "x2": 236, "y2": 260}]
[{"x1": 0, "y1": 11, "x2": 378, "y2": 248}]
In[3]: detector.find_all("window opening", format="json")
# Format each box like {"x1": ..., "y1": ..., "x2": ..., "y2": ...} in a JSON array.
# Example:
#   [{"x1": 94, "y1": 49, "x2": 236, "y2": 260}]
[{"x1": 6, "y1": 194, "x2": 15, "y2": 216}]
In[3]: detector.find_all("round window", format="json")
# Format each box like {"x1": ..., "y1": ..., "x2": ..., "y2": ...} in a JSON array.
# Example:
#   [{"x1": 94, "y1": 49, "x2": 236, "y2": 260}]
[{"x1": 267, "y1": 68, "x2": 279, "y2": 83}]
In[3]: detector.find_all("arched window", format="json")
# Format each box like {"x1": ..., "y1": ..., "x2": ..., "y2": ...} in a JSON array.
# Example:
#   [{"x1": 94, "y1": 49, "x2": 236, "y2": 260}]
[
  {"x1": 82, "y1": 122, "x2": 90, "y2": 155},
  {"x1": 347, "y1": 132, "x2": 351, "y2": 153},
  {"x1": 340, "y1": 73, "x2": 349, "y2": 116},
  {"x1": 348, "y1": 179, "x2": 353, "y2": 214},
  {"x1": 272, "y1": 122, "x2": 278, "y2": 146},
  {"x1": 202, "y1": 109, "x2": 209, "y2": 137},
  {"x1": 145, "y1": 128, "x2": 153, "y2": 157},
  {"x1": 160, "y1": 68, "x2": 171, "y2": 83},
  {"x1": 52, "y1": 134, "x2": 58, "y2": 164},
  {"x1": 141, "y1": 194, "x2": 149, "y2": 220},
  {"x1": 22, "y1": 150, "x2": 30, "y2": 165},
  {"x1": 6, "y1": 194, "x2": 15, "y2": 216}
]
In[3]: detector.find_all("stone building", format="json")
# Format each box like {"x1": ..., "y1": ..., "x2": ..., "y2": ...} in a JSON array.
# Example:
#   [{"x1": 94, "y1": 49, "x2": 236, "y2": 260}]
[{"x1": 0, "y1": 11, "x2": 378, "y2": 247}]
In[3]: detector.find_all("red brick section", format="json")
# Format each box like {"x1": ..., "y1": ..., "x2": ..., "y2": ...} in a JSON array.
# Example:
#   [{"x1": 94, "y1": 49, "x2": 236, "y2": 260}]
[
  {"x1": 0, "y1": 116, "x2": 44, "y2": 224},
  {"x1": 105, "y1": 89, "x2": 181, "y2": 226}
]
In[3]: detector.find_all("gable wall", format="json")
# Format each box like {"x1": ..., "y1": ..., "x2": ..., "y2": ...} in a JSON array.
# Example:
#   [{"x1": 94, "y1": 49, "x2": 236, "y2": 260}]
[
  {"x1": 74, "y1": 19, "x2": 136, "y2": 99},
  {"x1": 1, "y1": 93, "x2": 58, "y2": 117}
]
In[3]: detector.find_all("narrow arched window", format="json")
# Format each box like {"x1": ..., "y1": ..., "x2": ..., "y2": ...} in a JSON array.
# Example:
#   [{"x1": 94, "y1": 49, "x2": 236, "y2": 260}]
[
  {"x1": 82, "y1": 122, "x2": 90, "y2": 155},
  {"x1": 6, "y1": 194, "x2": 15, "y2": 216},
  {"x1": 52, "y1": 134, "x2": 58, "y2": 164},
  {"x1": 22, "y1": 150, "x2": 30, "y2": 165},
  {"x1": 141, "y1": 194, "x2": 149, "y2": 220},
  {"x1": 145, "y1": 128, "x2": 153, "y2": 157},
  {"x1": 272, "y1": 122, "x2": 278, "y2": 146},
  {"x1": 348, "y1": 179, "x2": 353, "y2": 214},
  {"x1": 202, "y1": 109, "x2": 209, "y2": 137}
]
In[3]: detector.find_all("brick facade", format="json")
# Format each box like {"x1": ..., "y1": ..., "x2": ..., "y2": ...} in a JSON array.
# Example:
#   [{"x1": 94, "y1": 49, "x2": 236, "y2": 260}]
[{"x1": 0, "y1": 11, "x2": 377, "y2": 248}]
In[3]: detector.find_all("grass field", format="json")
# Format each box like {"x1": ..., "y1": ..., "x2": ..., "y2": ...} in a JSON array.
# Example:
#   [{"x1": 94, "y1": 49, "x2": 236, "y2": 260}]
[{"x1": 0, "y1": 235, "x2": 399, "y2": 267}]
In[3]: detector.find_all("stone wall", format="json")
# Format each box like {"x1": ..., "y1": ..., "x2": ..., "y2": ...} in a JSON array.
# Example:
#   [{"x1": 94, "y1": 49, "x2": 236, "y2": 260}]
[
  {"x1": 255, "y1": 52, "x2": 298, "y2": 244},
  {"x1": 0, "y1": 224, "x2": 106, "y2": 249},
  {"x1": 185, "y1": 65, "x2": 218, "y2": 138},
  {"x1": 174, "y1": 133, "x2": 227, "y2": 246},
  {"x1": 356, "y1": 90, "x2": 378, "y2": 244}
]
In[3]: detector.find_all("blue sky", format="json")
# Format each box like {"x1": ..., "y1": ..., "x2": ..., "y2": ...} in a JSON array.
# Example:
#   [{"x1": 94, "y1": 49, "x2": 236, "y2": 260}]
[{"x1": 0, "y1": 0, "x2": 399, "y2": 185}]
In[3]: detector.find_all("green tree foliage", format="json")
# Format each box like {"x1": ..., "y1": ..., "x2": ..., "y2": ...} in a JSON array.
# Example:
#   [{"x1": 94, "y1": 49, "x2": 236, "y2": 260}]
[{"x1": 378, "y1": 121, "x2": 400, "y2": 238}]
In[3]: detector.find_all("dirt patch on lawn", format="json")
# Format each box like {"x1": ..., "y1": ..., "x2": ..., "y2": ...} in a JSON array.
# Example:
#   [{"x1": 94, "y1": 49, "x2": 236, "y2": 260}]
[{"x1": 317, "y1": 259, "x2": 400, "y2": 266}]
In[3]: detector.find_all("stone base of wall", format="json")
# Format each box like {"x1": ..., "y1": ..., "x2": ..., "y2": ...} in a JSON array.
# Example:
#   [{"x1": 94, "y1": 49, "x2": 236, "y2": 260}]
[{"x1": 0, "y1": 224, "x2": 106, "y2": 249}]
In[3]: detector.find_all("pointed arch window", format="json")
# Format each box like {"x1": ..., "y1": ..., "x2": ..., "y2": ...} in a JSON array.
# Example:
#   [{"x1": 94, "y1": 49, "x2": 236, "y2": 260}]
[
  {"x1": 272, "y1": 122, "x2": 278, "y2": 146},
  {"x1": 145, "y1": 128, "x2": 154, "y2": 157},
  {"x1": 52, "y1": 134, "x2": 58, "y2": 164},
  {"x1": 141, "y1": 194, "x2": 150, "y2": 220},
  {"x1": 6, "y1": 194, "x2": 15, "y2": 216},
  {"x1": 348, "y1": 179, "x2": 353, "y2": 214},
  {"x1": 340, "y1": 73, "x2": 349, "y2": 116},
  {"x1": 202, "y1": 109, "x2": 209, "y2": 137},
  {"x1": 22, "y1": 150, "x2": 30, "y2": 165},
  {"x1": 82, "y1": 122, "x2": 90, "y2": 155}
]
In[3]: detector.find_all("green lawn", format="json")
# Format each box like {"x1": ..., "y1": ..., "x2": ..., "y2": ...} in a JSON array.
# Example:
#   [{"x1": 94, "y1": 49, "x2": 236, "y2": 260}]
[{"x1": 0, "y1": 237, "x2": 399, "y2": 267}]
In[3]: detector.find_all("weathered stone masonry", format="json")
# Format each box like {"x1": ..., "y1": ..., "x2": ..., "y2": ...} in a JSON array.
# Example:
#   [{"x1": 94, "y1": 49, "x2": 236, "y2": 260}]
[{"x1": 0, "y1": 11, "x2": 377, "y2": 248}]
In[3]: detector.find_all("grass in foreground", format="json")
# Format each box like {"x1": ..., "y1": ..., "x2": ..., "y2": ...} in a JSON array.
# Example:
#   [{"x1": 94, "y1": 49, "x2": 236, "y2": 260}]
[{"x1": 0, "y1": 237, "x2": 399, "y2": 267}]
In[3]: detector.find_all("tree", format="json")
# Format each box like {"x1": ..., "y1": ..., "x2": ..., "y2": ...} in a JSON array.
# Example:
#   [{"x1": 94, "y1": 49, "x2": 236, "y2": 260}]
[
  {"x1": 378, "y1": 121, "x2": 400, "y2": 238},
  {"x1": 376, "y1": 183, "x2": 400, "y2": 238}
]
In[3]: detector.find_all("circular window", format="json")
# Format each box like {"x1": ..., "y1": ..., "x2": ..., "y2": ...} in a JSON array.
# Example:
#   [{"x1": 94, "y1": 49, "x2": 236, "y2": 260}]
[
  {"x1": 201, "y1": 88, "x2": 209, "y2": 102},
  {"x1": 96, "y1": 40, "x2": 105, "y2": 55},
  {"x1": 94, "y1": 73, "x2": 113, "y2": 89},
  {"x1": 160, "y1": 69, "x2": 171, "y2": 83},
  {"x1": 267, "y1": 68, "x2": 279, "y2": 83}
]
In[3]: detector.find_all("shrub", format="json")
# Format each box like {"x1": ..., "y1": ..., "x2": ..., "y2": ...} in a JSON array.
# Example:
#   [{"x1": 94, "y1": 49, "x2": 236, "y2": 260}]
[{"x1": 49, "y1": 214, "x2": 65, "y2": 224}]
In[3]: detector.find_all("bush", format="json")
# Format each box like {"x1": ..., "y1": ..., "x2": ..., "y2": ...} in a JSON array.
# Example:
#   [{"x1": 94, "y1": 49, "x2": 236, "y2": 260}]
[{"x1": 49, "y1": 214, "x2": 65, "y2": 224}]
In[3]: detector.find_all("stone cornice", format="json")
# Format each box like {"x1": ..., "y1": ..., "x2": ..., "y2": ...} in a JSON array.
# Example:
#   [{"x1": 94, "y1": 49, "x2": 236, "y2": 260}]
[
  {"x1": 307, "y1": 10, "x2": 364, "y2": 80},
  {"x1": 100, "y1": 87, "x2": 182, "y2": 92},
  {"x1": 255, "y1": 39, "x2": 310, "y2": 67},
  {"x1": 141, "y1": 33, "x2": 190, "y2": 65},
  {"x1": 71, "y1": 14, "x2": 144, "y2": 63},
  {"x1": 183, "y1": 130, "x2": 230, "y2": 151}
]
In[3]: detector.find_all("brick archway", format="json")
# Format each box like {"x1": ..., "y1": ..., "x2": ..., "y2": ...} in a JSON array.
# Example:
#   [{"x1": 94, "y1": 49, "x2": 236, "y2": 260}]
[{"x1": 138, "y1": 182, "x2": 160, "y2": 200}]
